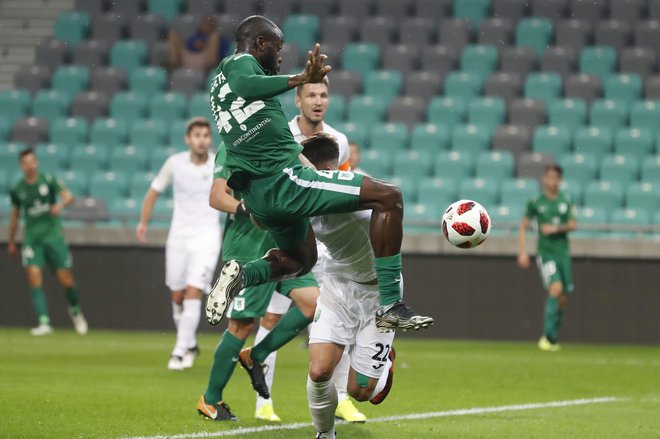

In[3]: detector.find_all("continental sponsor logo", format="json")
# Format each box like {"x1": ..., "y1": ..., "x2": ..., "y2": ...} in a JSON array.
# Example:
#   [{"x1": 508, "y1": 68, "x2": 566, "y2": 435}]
[{"x1": 232, "y1": 118, "x2": 272, "y2": 147}]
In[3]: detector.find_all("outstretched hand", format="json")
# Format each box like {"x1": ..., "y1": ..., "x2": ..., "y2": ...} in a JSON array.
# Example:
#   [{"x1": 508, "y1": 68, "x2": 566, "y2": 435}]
[{"x1": 301, "y1": 43, "x2": 331, "y2": 84}]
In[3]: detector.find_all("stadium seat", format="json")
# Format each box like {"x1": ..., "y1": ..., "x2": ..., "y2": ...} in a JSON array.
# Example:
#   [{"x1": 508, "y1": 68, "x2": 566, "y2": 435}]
[
  {"x1": 560, "y1": 153, "x2": 598, "y2": 185},
  {"x1": 583, "y1": 180, "x2": 624, "y2": 210},
  {"x1": 439, "y1": 18, "x2": 472, "y2": 51},
  {"x1": 421, "y1": 45, "x2": 459, "y2": 75},
  {"x1": 12, "y1": 117, "x2": 49, "y2": 147},
  {"x1": 364, "y1": 70, "x2": 402, "y2": 105},
  {"x1": 444, "y1": 72, "x2": 484, "y2": 99},
  {"x1": 427, "y1": 97, "x2": 467, "y2": 127},
  {"x1": 60, "y1": 170, "x2": 89, "y2": 196},
  {"x1": 614, "y1": 128, "x2": 654, "y2": 160},
  {"x1": 129, "y1": 119, "x2": 168, "y2": 149},
  {"x1": 454, "y1": 0, "x2": 490, "y2": 27},
  {"x1": 595, "y1": 20, "x2": 632, "y2": 53},
  {"x1": 516, "y1": 18, "x2": 553, "y2": 55},
  {"x1": 50, "y1": 117, "x2": 88, "y2": 145},
  {"x1": 54, "y1": 11, "x2": 90, "y2": 46},
  {"x1": 393, "y1": 150, "x2": 434, "y2": 179},
  {"x1": 604, "y1": 74, "x2": 643, "y2": 105},
  {"x1": 321, "y1": 16, "x2": 358, "y2": 49},
  {"x1": 630, "y1": 100, "x2": 660, "y2": 131},
  {"x1": 109, "y1": 146, "x2": 149, "y2": 173},
  {"x1": 31, "y1": 91, "x2": 70, "y2": 124},
  {"x1": 417, "y1": 177, "x2": 457, "y2": 207},
  {"x1": 149, "y1": 92, "x2": 187, "y2": 123},
  {"x1": 15, "y1": 65, "x2": 52, "y2": 94},
  {"x1": 467, "y1": 97, "x2": 506, "y2": 133},
  {"x1": 564, "y1": 74, "x2": 602, "y2": 104},
  {"x1": 451, "y1": 124, "x2": 491, "y2": 155},
  {"x1": 368, "y1": 123, "x2": 408, "y2": 153},
  {"x1": 73, "y1": 40, "x2": 110, "y2": 69},
  {"x1": 405, "y1": 203, "x2": 444, "y2": 234},
  {"x1": 459, "y1": 178, "x2": 499, "y2": 208},
  {"x1": 149, "y1": 148, "x2": 178, "y2": 176},
  {"x1": 401, "y1": 17, "x2": 437, "y2": 46},
  {"x1": 475, "y1": 151, "x2": 515, "y2": 180},
  {"x1": 337, "y1": 122, "x2": 369, "y2": 147},
  {"x1": 609, "y1": 208, "x2": 650, "y2": 238},
  {"x1": 492, "y1": 124, "x2": 533, "y2": 155},
  {"x1": 88, "y1": 171, "x2": 128, "y2": 201},
  {"x1": 110, "y1": 92, "x2": 148, "y2": 124},
  {"x1": 384, "y1": 44, "x2": 421, "y2": 73},
  {"x1": 641, "y1": 156, "x2": 660, "y2": 182},
  {"x1": 0, "y1": 119, "x2": 8, "y2": 141},
  {"x1": 389, "y1": 175, "x2": 419, "y2": 204},
  {"x1": 410, "y1": 123, "x2": 450, "y2": 153},
  {"x1": 626, "y1": 181, "x2": 659, "y2": 212},
  {"x1": 109, "y1": 197, "x2": 141, "y2": 220},
  {"x1": 434, "y1": 151, "x2": 474, "y2": 180},
  {"x1": 610, "y1": 0, "x2": 645, "y2": 26},
  {"x1": 388, "y1": 96, "x2": 427, "y2": 128},
  {"x1": 110, "y1": 40, "x2": 148, "y2": 74},
  {"x1": 524, "y1": 73, "x2": 562, "y2": 104},
  {"x1": 499, "y1": 178, "x2": 540, "y2": 207},
  {"x1": 128, "y1": 13, "x2": 167, "y2": 44},
  {"x1": 69, "y1": 145, "x2": 107, "y2": 173},
  {"x1": 634, "y1": 19, "x2": 660, "y2": 54},
  {"x1": 599, "y1": 154, "x2": 640, "y2": 185},
  {"x1": 188, "y1": 93, "x2": 214, "y2": 123},
  {"x1": 532, "y1": 125, "x2": 572, "y2": 160},
  {"x1": 70, "y1": 91, "x2": 109, "y2": 123},
  {"x1": 619, "y1": 48, "x2": 657, "y2": 78},
  {"x1": 129, "y1": 67, "x2": 166, "y2": 98},
  {"x1": 91, "y1": 13, "x2": 127, "y2": 46},
  {"x1": 589, "y1": 99, "x2": 628, "y2": 131},
  {"x1": 359, "y1": 149, "x2": 393, "y2": 178},
  {"x1": 489, "y1": 204, "x2": 524, "y2": 234},
  {"x1": 147, "y1": 0, "x2": 182, "y2": 21},
  {"x1": 574, "y1": 206, "x2": 608, "y2": 237},
  {"x1": 460, "y1": 45, "x2": 499, "y2": 75},
  {"x1": 479, "y1": 18, "x2": 514, "y2": 48},
  {"x1": 169, "y1": 68, "x2": 205, "y2": 97},
  {"x1": 0, "y1": 89, "x2": 30, "y2": 126},
  {"x1": 90, "y1": 67, "x2": 127, "y2": 97},
  {"x1": 500, "y1": 46, "x2": 537, "y2": 76},
  {"x1": 360, "y1": 16, "x2": 397, "y2": 47},
  {"x1": 52, "y1": 66, "x2": 90, "y2": 99},
  {"x1": 573, "y1": 126, "x2": 613, "y2": 159},
  {"x1": 35, "y1": 143, "x2": 69, "y2": 172},
  {"x1": 127, "y1": 170, "x2": 157, "y2": 199},
  {"x1": 35, "y1": 38, "x2": 71, "y2": 70},
  {"x1": 90, "y1": 118, "x2": 128, "y2": 150},
  {"x1": 283, "y1": 15, "x2": 319, "y2": 55},
  {"x1": 548, "y1": 99, "x2": 588, "y2": 131},
  {"x1": 580, "y1": 46, "x2": 617, "y2": 80},
  {"x1": 560, "y1": 179, "x2": 584, "y2": 205},
  {"x1": 324, "y1": 96, "x2": 346, "y2": 125},
  {"x1": 166, "y1": 120, "x2": 187, "y2": 148},
  {"x1": 540, "y1": 46, "x2": 578, "y2": 76},
  {"x1": 342, "y1": 44, "x2": 380, "y2": 78},
  {"x1": 513, "y1": 151, "x2": 553, "y2": 180},
  {"x1": 347, "y1": 96, "x2": 388, "y2": 126}
]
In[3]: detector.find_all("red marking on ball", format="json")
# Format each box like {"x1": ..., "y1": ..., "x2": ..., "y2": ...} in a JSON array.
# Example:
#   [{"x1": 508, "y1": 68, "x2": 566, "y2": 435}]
[
  {"x1": 442, "y1": 220, "x2": 449, "y2": 239},
  {"x1": 457, "y1": 202, "x2": 476, "y2": 215},
  {"x1": 452, "y1": 222, "x2": 475, "y2": 236},
  {"x1": 479, "y1": 210, "x2": 489, "y2": 234}
]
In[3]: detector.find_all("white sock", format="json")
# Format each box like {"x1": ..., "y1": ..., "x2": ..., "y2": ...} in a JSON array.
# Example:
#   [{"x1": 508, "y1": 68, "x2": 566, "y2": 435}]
[
  {"x1": 332, "y1": 349, "x2": 350, "y2": 402},
  {"x1": 172, "y1": 299, "x2": 201, "y2": 357},
  {"x1": 370, "y1": 357, "x2": 392, "y2": 399},
  {"x1": 255, "y1": 325, "x2": 277, "y2": 411},
  {"x1": 307, "y1": 376, "x2": 337, "y2": 435},
  {"x1": 172, "y1": 301, "x2": 183, "y2": 329}
]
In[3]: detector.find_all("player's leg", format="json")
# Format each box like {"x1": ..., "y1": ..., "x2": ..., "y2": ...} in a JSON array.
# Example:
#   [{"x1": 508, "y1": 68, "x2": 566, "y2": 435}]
[
  {"x1": 308, "y1": 342, "x2": 344, "y2": 439},
  {"x1": 54, "y1": 269, "x2": 88, "y2": 335},
  {"x1": 556, "y1": 255, "x2": 574, "y2": 339},
  {"x1": 165, "y1": 237, "x2": 189, "y2": 368},
  {"x1": 333, "y1": 350, "x2": 367, "y2": 422},
  {"x1": 174, "y1": 286, "x2": 203, "y2": 369},
  {"x1": 536, "y1": 255, "x2": 563, "y2": 351},
  {"x1": 22, "y1": 243, "x2": 51, "y2": 335}
]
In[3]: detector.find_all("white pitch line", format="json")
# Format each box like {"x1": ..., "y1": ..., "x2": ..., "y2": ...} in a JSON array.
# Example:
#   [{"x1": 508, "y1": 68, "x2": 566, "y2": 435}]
[{"x1": 126, "y1": 396, "x2": 623, "y2": 439}]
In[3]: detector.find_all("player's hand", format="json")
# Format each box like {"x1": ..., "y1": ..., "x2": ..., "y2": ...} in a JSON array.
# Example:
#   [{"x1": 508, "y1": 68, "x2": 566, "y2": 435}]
[
  {"x1": 302, "y1": 43, "x2": 331, "y2": 84},
  {"x1": 7, "y1": 241, "x2": 17, "y2": 257},
  {"x1": 517, "y1": 252, "x2": 530, "y2": 269},
  {"x1": 50, "y1": 204, "x2": 62, "y2": 216},
  {"x1": 540, "y1": 224, "x2": 559, "y2": 235},
  {"x1": 136, "y1": 223, "x2": 148, "y2": 243}
]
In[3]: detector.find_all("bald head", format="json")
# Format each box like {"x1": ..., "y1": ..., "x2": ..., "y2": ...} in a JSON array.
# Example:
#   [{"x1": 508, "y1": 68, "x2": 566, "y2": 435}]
[{"x1": 235, "y1": 15, "x2": 284, "y2": 74}]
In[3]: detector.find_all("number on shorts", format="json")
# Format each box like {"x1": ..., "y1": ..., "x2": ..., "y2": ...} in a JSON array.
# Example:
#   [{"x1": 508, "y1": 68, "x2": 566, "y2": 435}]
[{"x1": 372, "y1": 343, "x2": 391, "y2": 362}]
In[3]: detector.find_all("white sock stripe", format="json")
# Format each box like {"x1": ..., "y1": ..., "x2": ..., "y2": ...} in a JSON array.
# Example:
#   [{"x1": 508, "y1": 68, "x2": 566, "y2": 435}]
[{"x1": 283, "y1": 168, "x2": 361, "y2": 196}]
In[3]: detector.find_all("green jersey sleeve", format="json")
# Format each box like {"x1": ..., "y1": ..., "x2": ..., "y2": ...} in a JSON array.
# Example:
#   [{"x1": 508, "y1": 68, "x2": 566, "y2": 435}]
[
  {"x1": 9, "y1": 185, "x2": 20, "y2": 208},
  {"x1": 47, "y1": 174, "x2": 65, "y2": 195},
  {"x1": 214, "y1": 144, "x2": 229, "y2": 179},
  {"x1": 525, "y1": 197, "x2": 537, "y2": 219},
  {"x1": 567, "y1": 196, "x2": 577, "y2": 221},
  {"x1": 227, "y1": 55, "x2": 292, "y2": 101}
]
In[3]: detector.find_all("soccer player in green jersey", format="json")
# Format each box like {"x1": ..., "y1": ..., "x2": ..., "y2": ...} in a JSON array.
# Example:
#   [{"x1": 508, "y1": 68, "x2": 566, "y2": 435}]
[
  {"x1": 518, "y1": 165, "x2": 577, "y2": 351},
  {"x1": 196, "y1": 143, "x2": 319, "y2": 422},
  {"x1": 7, "y1": 148, "x2": 88, "y2": 336},
  {"x1": 205, "y1": 15, "x2": 433, "y2": 333}
]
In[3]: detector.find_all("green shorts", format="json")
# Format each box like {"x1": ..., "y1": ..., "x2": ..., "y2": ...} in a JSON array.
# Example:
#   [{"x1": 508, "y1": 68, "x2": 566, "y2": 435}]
[
  {"x1": 536, "y1": 253, "x2": 574, "y2": 293},
  {"x1": 21, "y1": 235, "x2": 73, "y2": 271},
  {"x1": 244, "y1": 165, "x2": 363, "y2": 250},
  {"x1": 227, "y1": 271, "x2": 318, "y2": 319}
]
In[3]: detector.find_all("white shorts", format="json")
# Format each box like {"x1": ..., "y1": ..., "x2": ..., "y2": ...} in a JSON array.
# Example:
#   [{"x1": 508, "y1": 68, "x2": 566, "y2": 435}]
[
  {"x1": 265, "y1": 291, "x2": 292, "y2": 314},
  {"x1": 309, "y1": 275, "x2": 395, "y2": 380},
  {"x1": 165, "y1": 234, "x2": 220, "y2": 293}
]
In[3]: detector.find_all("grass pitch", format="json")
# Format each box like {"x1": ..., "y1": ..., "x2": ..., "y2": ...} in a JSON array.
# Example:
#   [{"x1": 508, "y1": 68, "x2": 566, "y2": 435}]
[{"x1": 1, "y1": 328, "x2": 659, "y2": 438}]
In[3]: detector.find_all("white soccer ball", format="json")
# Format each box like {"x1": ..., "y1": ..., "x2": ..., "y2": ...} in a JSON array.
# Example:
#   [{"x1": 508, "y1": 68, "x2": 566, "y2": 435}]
[{"x1": 441, "y1": 200, "x2": 492, "y2": 249}]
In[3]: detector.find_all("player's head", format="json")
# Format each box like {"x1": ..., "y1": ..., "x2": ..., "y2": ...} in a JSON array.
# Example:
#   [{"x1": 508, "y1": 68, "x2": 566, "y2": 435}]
[
  {"x1": 543, "y1": 164, "x2": 563, "y2": 193},
  {"x1": 348, "y1": 141, "x2": 361, "y2": 170},
  {"x1": 18, "y1": 148, "x2": 38, "y2": 177},
  {"x1": 185, "y1": 117, "x2": 212, "y2": 156},
  {"x1": 235, "y1": 15, "x2": 283, "y2": 75},
  {"x1": 301, "y1": 132, "x2": 340, "y2": 171},
  {"x1": 295, "y1": 77, "x2": 330, "y2": 125}
]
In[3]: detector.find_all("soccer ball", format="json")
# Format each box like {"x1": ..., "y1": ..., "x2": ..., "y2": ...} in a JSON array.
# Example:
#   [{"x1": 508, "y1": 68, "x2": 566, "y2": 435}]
[{"x1": 441, "y1": 200, "x2": 491, "y2": 249}]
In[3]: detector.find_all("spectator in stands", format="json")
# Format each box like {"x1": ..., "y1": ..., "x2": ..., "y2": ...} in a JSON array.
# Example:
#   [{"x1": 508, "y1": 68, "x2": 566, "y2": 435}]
[
  {"x1": 348, "y1": 141, "x2": 368, "y2": 175},
  {"x1": 168, "y1": 16, "x2": 228, "y2": 71}
]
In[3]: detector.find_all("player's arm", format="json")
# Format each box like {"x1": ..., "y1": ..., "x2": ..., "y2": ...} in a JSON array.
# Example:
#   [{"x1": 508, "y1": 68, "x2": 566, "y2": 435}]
[
  {"x1": 7, "y1": 207, "x2": 20, "y2": 256},
  {"x1": 517, "y1": 215, "x2": 531, "y2": 269},
  {"x1": 137, "y1": 157, "x2": 171, "y2": 243},
  {"x1": 50, "y1": 176, "x2": 73, "y2": 216},
  {"x1": 209, "y1": 177, "x2": 249, "y2": 216}
]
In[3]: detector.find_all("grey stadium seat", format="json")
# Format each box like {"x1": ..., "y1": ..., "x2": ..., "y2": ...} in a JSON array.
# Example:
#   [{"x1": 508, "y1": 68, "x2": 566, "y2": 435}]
[
  {"x1": 439, "y1": 19, "x2": 472, "y2": 51},
  {"x1": 214, "y1": 14, "x2": 241, "y2": 37},
  {"x1": 500, "y1": 46, "x2": 537, "y2": 77},
  {"x1": 299, "y1": 0, "x2": 337, "y2": 16},
  {"x1": 421, "y1": 45, "x2": 459, "y2": 75},
  {"x1": 91, "y1": 13, "x2": 127, "y2": 45},
  {"x1": 651, "y1": 0, "x2": 660, "y2": 19},
  {"x1": 400, "y1": 17, "x2": 436, "y2": 46},
  {"x1": 620, "y1": 48, "x2": 658, "y2": 78},
  {"x1": 570, "y1": 0, "x2": 607, "y2": 24},
  {"x1": 484, "y1": 72, "x2": 522, "y2": 101},
  {"x1": 478, "y1": 18, "x2": 514, "y2": 47},
  {"x1": 187, "y1": 0, "x2": 219, "y2": 16},
  {"x1": 73, "y1": 40, "x2": 109, "y2": 69},
  {"x1": 76, "y1": 0, "x2": 107, "y2": 19},
  {"x1": 279, "y1": 44, "x2": 302, "y2": 74},
  {"x1": 321, "y1": 16, "x2": 358, "y2": 49},
  {"x1": 540, "y1": 47, "x2": 578, "y2": 77},
  {"x1": 360, "y1": 17, "x2": 397, "y2": 46},
  {"x1": 564, "y1": 74, "x2": 602, "y2": 103},
  {"x1": 509, "y1": 98, "x2": 547, "y2": 131},
  {"x1": 492, "y1": 0, "x2": 528, "y2": 22},
  {"x1": 108, "y1": 0, "x2": 145, "y2": 17},
  {"x1": 634, "y1": 21, "x2": 660, "y2": 55},
  {"x1": 90, "y1": 67, "x2": 127, "y2": 96},
  {"x1": 383, "y1": 44, "x2": 420, "y2": 73},
  {"x1": 555, "y1": 19, "x2": 593, "y2": 52},
  {"x1": 170, "y1": 14, "x2": 199, "y2": 39},
  {"x1": 261, "y1": 0, "x2": 299, "y2": 26},
  {"x1": 169, "y1": 68, "x2": 205, "y2": 97},
  {"x1": 15, "y1": 65, "x2": 51, "y2": 94},
  {"x1": 414, "y1": 0, "x2": 452, "y2": 20},
  {"x1": 338, "y1": 0, "x2": 374, "y2": 21},
  {"x1": 149, "y1": 41, "x2": 170, "y2": 68},
  {"x1": 11, "y1": 117, "x2": 49, "y2": 147},
  {"x1": 388, "y1": 97, "x2": 426, "y2": 128},
  {"x1": 330, "y1": 71, "x2": 363, "y2": 100},
  {"x1": 644, "y1": 75, "x2": 660, "y2": 99},
  {"x1": 376, "y1": 0, "x2": 413, "y2": 18},
  {"x1": 71, "y1": 92, "x2": 109, "y2": 123},
  {"x1": 517, "y1": 152, "x2": 555, "y2": 179},
  {"x1": 35, "y1": 38, "x2": 71, "y2": 70},
  {"x1": 609, "y1": 0, "x2": 646, "y2": 26},
  {"x1": 594, "y1": 20, "x2": 632, "y2": 52},
  {"x1": 404, "y1": 71, "x2": 443, "y2": 102},
  {"x1": 531, "y1": 0, "x2": 569, "y2": 22},
  {"x1": 129, "y1": 14, "x2": 166, "y2": 44},
  {"x1": 65, "y1": 197, "x2": 109, "y2": 222},
  {"x1": 492, "y1": 125, "x2": 532, "y2": 155},
  {"x1": 223, "y1": 0, "x2": 258, "y2": 18},
  {"x1": 319, "y1": 44, "x2": 342, "y2": 70}
]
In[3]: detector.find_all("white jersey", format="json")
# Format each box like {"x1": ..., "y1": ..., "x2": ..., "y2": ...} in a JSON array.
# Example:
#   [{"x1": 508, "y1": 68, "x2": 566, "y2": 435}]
[
  {"x1": 288, "y1": 117, "x2": 350, "y2": 168},
  {"x1": 151, "y1": 151, "x2": 220, "y2": 237}
]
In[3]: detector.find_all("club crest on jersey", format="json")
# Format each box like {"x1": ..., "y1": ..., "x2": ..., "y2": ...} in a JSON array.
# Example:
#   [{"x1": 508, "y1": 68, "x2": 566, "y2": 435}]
[
  {"x1": 38, "y1": 184, "x2": 49, "y2": 196},
  {"x1": 240, "y1": 124, "x2": 247, "y2": 131},
  {"x1": 313, "y1": 308, "x2": 321, "y2": 322},
  {"x1": 559, "y1": 203, "x2": 567, "y2": 214}
]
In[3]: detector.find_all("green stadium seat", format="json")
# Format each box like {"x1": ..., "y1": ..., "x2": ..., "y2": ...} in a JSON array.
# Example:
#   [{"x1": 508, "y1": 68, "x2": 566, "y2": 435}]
[
  {"x1": 110, "y1": 197, "x2": 141, "y2": 219},
  {"x1": 52, "y1": 66, "x2": 90, "y2": 99},
  {"x1": 0, "y1": 175, "x2": 9, "y2": 195},
  {"x1": 490, "y1": 205, "x2": 524, "y2": 236},
  {"x1": 147, "y1": 0, "x2": 182, "y2": 21},
  {"x1": 89, "y1": 171, "x2": 128, "y2": 201},
  {"x1": 451, "y1": 124, "x2": 491, "y2": 155},
  {"x1": 524, "y1": 73, "x2": 561, "y2": 104},
  {"x1": 427, "y1": 97, "x2": 467, "y2": 127},
  {"x1": 574, "y1": 207, "x2": 608, "y2": 237},
  {"x1": 589, "y1": 99, "x2": 628, "y2": 130},
  {"x1": 70, "y1": 145, "x2": 107, "y2": 174},
  {"x1": 532, "y1": 125, "x2": 572, "y2": 160},
  {"x1": 279, "y1": 91, "x2": 298, "y2": 121},
  {"x1": 149, "y1": 92, "x2": 187, "y2": 123},
  {"x1": 410, "y1": 123, "x2": 450, "y2": 153},
  {"x1": 324, "y1": 96, "x2": 346, "y2": 125},
  {"x1": 434, "y1": 151, "x2": 474, "y2": 179},
  {"x1": 283, "y1": 15, "x2": 320, "y2": 56},
  {"x1": 129, "y1": 67, "x2": 167, "y2": 98},
  {"x1": 475, "y1": 151, "x2": 514, "y2": 180},
  {"x1": 50, "y1": 117, "x2": 88, "y2": 145},
  {"x1": 467, "y1": 97, "x2": 505, "y2": 133},
  {"x1": 454, "y1": 0, "x2": 490, "y2": 27},
  {"x1": 599, "y1": 154, "x2": 639, "y2": 185},
  {"x1": 167, "y1": 119, "x2": 188, "y2": 148},
  {"x1": 369, "y1": 123, "x2": 408, "y2": 153},
  {"x1": 458, "y1": 178, "x2": 499, "y2": 208},
  {"x1": 583, "y1": 180, "x2": 624, "y2": 210},
  {"x1": 389, "y1": 175, "x2": 418, "y2": 204},
  {"x1": 129, "y1": 119, "x2": 168, "y2": 149},
  {"x1": 560, "y1": 153, "x2": 598, "y2": 185},
  {"x1": 393, "y1": 150, "x2": 433, "y2": 178},
  {"x1": 0, "y1": 89, "x2": 31, "y2": 125},
  {"x1": 108, "y1": 145, "x2": 149, "y2": 173},
  {"x1": 417, "y1": 177, "x2": 458, "y2": 207},
  {"x1": 614, "y1": 128, "x2": 653, "y2": 160},
  {"x1": 548, "y1": 99, "x2": 587, "y2": 131},
  {"x1": 127, "y1": 170, "x2": 157, "y2": 198},
  {"x1": 641, "y1": 156, "x2": 660, "y2": 183},
  {"x1": 604, "y1": 74, "x2": 642, "y2": 105},
  {"x1": 0, "y1": 119, "x2": 8, "y2": 141},
  {"x1": 560, "y1": 179, "x2": 584, "y2": 205},
  {"x1": 359, "y1": 149, "x2": 392, "y2": 178},
  {"x1": 31, "y1": 91, "x2": 70, "y2": 124},
  {"x1": 404, "y1": 203, "x2": 444, "y2": 234},
  {"x1": 579, "y1": 46, "x2": 617, "y2": 80},
  {"x1": 573, "y1": 126, "x2": 613, "y2": 159},
  {"x1": 0, "y1": 149, "x2": 16, "y2": 172},
  {"x1": 35, "y1": 143, "x2": 71, "y2": 172},
  {"x1": 625, "y1": 182, "x2": 659, "y2": 212},
  {"x1": 110, "y1": 40, "x2": 148, "y2": 74},
  {"x1": 347, "y1": 96, "x2": 388, "y2": 126},
  {"x1": 364, "y1": 70, "x2": 402, "y2": 104},
  {"x1": 500, "y1": 178, "x2": 540, "y2": 208},
  {"x1": 90, "y1": 118, "x2": 128, "y2": 151},
  {"x1": 60, "y1": 170, "x2": 89, "y2": 196},
  {"x1": 54, "y1": 11, "x2": 89, "y2": 46},
  {"x1": 516, "y1": 18, "x2": 553, "y2": 56},
  {"x1": 460, "y1": 45, "x2": 498, "y2": 75},
  {"x1": 630, "y1": 100, "x2": 660, "y2": 131},
  {"x1": 337, "y1": 122, "x2": 369, "y2": 147},
  {"x1": 609, "y1": 208, "x2": 650, "y2": 238},
  {"x1": 110, "y1": 92, "x2": 149, "y2": 124},
  {"x1": 188, "y1": 93, "x2": 213, "y2": 121},
  {"x1": 444, "y1": 72, "x2": 484, "y2": 99},
  {"x1": 342, "y1": 43, "x2": 380, "y2": 78}
]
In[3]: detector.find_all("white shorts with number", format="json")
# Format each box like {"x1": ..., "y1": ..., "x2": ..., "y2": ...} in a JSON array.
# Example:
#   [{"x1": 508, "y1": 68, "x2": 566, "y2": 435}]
[
  {"x1": 165, "y1": 232, "x2": 220, "y2": 293},
  {"x1": 309, "y1": 275, "x2": 395, "y2": 380}
]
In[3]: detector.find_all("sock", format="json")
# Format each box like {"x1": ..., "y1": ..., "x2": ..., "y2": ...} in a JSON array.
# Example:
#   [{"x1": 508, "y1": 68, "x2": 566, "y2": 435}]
[
  {"x1": 375, "y1": 253, "x2": 402, "y2": 306},
  {"x1": 371, "y1": 357, "x2": 392, "y2": 399},
  {"x1": 251, "y1": 307, "x2": 311, "y2": 363},
  {"x1": 544, "y1": 296, "x2": 560, "y2": 343},
  {"x1": 333, "y1": 350, "x2": 350, "y2": 402},
  {"x1": 242, "y1": 258, "x2": 271, "y2": 288},
  {"x1": 556, "y1": 309, "x2": 565, "y2": 337},
  {"x1": 29, "y1": 287, "x2": 50, "y2": 325},
  {"x1": 172, "y1": 299, "x2": 201, "y2": 357},
  {"x1": 172, "y1": 301, "x2": 183, "y2": 328},
  {"x1": 64, "y1": 286, "x2": 80, "y2": 315},
  {"x1": 204, "y1": 330, "x2": 245, "y2": 404},
  {"x1": 255, "y1": 326, "x2": 277, "y2": 411},
  {"x1": 307, "y1": 376, "x2": 338, "y2": 434}
]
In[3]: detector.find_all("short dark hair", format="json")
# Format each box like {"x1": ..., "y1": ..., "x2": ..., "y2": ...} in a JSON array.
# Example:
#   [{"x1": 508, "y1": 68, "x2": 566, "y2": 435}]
[
  {"x1": 186, "y1": 117, "x2": 211, "y2": 135},
  {"x1": 235, "y1": 15, "x2": 281, "y2": 46},
  {"x1": 301, "y1": 132, "x2": 340, "y2": 167},
  {"x1": 545, "y1": 164, "x2": 563, "y2": 177},
  {"x1": 18, "y1": 148, "x2": 36, "y2": 161},
  {"x1": 296, "y1": 76, "x2": 330, "y2": 96}
]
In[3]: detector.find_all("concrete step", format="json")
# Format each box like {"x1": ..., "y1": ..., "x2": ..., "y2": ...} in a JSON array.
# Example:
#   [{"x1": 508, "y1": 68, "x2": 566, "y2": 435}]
[
  {"x1": 0, "y1": 27, "x2": 53, "y2": 38},
  {"x1": 0, "y1": 9, "x2": 66, "y2": 20},
  {"x1": 0, "y1": 0, "x2": 74, "y2": 9},
  {"x1": 0, "y1": 35, "x2": 47, "y2": 46}
]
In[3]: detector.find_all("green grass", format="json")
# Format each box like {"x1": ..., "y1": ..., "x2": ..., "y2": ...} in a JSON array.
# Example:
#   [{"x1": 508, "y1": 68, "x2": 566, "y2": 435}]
[{"x1": 1, "y1": 328, "x2": 659, "y2": 438}]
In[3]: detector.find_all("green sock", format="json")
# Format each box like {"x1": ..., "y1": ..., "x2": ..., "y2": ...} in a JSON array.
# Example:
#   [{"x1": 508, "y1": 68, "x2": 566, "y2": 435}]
[
  {"x1": 251, "y1": 307, "x2": 312, "y2": 363},
  {"x1": 556, "y1": 309, "x2": 565, "y2": 336},
  {"x1": 544, "y1": 297, "x2": 560, "y2": 343},
  {"x1": 29, "y1": 287, "x2": 50, "y2": 325},
  {"x1": 242, "y1": 258, "x2": 271, "y2": 288},
  {"x1": 374, "y1": 253, "x2": 402, "y2": 306},
  {"x1": 204, "y1": 330, "x2": 245, "y2": 404},
  {"x1": 65, "y1": 286, "x2": 81, "y2": 315}
]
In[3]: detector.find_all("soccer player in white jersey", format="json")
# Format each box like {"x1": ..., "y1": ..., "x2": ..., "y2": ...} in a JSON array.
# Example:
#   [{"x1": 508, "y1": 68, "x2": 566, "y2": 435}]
[
  {"x1": 300, "y1": 133, "x2": 396, "y2": 439},
  {"x1": 136, "y1": 117, "x2": 221, "y2": 371},
  {"x1": 254, "y1": 78, "x2": 367, "y2": 423}
]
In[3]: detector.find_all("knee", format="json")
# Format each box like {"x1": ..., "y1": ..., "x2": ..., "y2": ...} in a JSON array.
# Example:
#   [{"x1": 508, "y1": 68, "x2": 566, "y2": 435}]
[
  {"x1": 228, "y1": 319, "x2": 255, "y2": 340},
  {"x1": 261, "y1": 312, "x2": 281, "y2": 330},
  {"x1": 309, "y1": 363, "x2": 333, "y2": 383},
  {"x1": 184, "y1": 286, "x2": 203, "y2": 300},
  {"x1": 549, "y1": 283, "x2": 564, "y2": 298},
  {"x1": 27, "y1": 270, "x2": 42, "y2": 287},
  {"x1": 348, "y1": 382, "x2": 374, "y2": 402}
]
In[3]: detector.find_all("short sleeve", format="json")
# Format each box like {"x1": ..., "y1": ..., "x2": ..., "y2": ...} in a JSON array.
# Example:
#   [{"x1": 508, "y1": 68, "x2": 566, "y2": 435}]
[
  {"x1": 9, "y1": 187, "x2": 20, "y2": 208},
  {"x1": 214, "y1": 144, "x2": 229, "y2": 179},
  {"x1": 525, "y1": 198, "x2": 537, "y2": 219},
  {"x1": 336, "y1": 132, "x2": 350, "y2": 169},
  {"x1": 49, "y1": 174, "x2": 65, "y2": 194},
  {"x1": 567, "y1": 197, "x2": 577, "y2": 221},
  {"x1": 151, "y1": 156, "x2": 174, "y2": 193}
]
